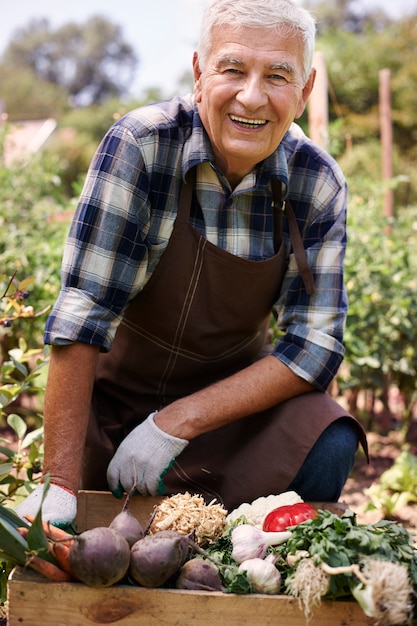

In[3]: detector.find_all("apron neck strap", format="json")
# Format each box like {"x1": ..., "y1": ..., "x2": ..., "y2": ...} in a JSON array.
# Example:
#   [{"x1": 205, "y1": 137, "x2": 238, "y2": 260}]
[{"x1": 271, "y1": 179, "x2": 315, "y2": 296}]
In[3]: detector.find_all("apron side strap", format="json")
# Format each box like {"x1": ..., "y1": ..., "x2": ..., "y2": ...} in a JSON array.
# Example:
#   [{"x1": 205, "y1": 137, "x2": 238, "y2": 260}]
[{"x1": 285, "y1": 200, "x2": 316, "y2": 296}]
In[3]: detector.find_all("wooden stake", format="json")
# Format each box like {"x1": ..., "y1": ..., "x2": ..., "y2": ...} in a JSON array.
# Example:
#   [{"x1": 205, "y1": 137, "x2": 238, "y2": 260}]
[{"x1": 379, "y1": 68, "x2": 394, "y2": 230}]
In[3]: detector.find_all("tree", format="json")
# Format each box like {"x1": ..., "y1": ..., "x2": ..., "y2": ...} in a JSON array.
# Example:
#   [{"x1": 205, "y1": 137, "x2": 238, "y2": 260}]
[
  {"x1": 2, "y1": 16, "x2": 138, "y2": 106},
  {"x1": 305, "y1": 0, "x2": 391, "y2": 33},
  {"x1": 0, "y1": 64, "x2": 68, "y2": 120},
  {"x1": 314, "y1": 13, "x2": 417, "y2": 166}
]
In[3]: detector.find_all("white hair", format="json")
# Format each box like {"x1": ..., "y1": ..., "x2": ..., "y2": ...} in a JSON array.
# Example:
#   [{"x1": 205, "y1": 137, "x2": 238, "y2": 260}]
[{"x1": 197, "y1": 0, "x2": 316, "y2": 83}]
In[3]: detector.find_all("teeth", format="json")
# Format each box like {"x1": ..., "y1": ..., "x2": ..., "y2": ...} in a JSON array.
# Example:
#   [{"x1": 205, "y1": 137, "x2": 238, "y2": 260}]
[{"x1": 230, "y1": 115, "x2": 267, "y2": 126}]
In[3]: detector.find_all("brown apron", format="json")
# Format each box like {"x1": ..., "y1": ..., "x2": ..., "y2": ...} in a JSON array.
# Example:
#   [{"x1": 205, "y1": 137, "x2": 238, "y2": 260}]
[{"x1": 83, "y1": 169, "x2": 366, "y2": 509}]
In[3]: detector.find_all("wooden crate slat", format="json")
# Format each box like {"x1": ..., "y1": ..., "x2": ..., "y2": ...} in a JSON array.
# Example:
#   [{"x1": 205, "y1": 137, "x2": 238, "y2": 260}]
[{"x1": 8, "y1": 566, "x2": 375, "y2": 626}]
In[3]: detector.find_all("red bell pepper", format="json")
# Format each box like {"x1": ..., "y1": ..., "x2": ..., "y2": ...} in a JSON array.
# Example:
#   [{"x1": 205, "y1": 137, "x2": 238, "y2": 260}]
[{"x1": 262, "y1": 502, "x2": 317, "y2": 532}]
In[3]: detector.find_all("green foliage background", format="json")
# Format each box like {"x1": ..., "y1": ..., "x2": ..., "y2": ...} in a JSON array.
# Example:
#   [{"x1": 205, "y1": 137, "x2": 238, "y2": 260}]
[
  {"x1": 0, "y1": 136, "x2": 71, "y2": 350},
  {"x1": 341, "y1": 178, "x2": 417, "y2": 425}
]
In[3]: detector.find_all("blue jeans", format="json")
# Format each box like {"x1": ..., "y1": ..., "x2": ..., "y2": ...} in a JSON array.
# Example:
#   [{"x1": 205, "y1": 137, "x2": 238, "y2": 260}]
[{"x1": 288, "y1": 417, "x2": 359, "y2": 502}]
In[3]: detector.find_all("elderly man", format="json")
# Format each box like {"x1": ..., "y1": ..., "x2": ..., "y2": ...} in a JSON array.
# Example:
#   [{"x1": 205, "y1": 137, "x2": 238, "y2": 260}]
[{"x1": 17, "y1": 0, "x2": 367, "y2": 527}]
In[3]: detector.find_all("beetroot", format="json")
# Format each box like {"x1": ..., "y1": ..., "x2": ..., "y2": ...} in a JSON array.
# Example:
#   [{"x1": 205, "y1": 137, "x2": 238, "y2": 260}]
[
  {"x1": 176, "y1": 559, "x2": 224, "y2": 591},
  {"x1": 68, "y1": 527, "x2": 130, "y2": 587},
  {"x1": 129, "y1": 530, "x2": 190, "y2": 587},
  {"x1": 109, "y1": 489, "x2": 144, "y2": 547}
]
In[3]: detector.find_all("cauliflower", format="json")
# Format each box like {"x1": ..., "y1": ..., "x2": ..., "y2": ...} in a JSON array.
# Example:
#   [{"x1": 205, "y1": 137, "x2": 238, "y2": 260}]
[{"x1": 226, "y1": 491, "x2": 303, "y2": 528}]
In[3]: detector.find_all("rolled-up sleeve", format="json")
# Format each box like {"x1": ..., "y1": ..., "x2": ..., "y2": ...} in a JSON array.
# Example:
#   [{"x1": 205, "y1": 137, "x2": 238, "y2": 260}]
[
  {"x1": 272, "y1": 152, "x2": 348, "y2": 391},
  {"x1": 44, "y1": 124, "x2": 151, "y2": 350}
]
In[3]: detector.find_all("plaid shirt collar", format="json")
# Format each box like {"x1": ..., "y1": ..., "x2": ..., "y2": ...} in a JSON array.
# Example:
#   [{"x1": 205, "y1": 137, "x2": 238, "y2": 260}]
[{"x1": 181, "y1": 104, "x2": 290, "y2": 196}]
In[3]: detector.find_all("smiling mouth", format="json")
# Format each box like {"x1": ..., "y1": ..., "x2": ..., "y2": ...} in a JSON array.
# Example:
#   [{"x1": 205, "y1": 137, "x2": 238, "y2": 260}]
[{"x1": 230, "y1": 115, "x2": 268, "y2": 129}]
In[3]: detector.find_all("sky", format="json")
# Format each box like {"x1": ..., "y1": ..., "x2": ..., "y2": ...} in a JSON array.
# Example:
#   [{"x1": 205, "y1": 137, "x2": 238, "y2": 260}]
[{"x1": 0, "y1": 0, "x2": 415, "y2": 98}]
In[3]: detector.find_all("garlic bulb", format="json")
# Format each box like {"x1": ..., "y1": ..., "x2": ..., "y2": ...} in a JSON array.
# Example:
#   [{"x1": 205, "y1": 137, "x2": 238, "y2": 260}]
[
  {"x1": 238, "y1": 556, "x2": 281, "y2": 594},
  {"x1": 231, "y1": 524, "x2": 292, "y2": 563}
]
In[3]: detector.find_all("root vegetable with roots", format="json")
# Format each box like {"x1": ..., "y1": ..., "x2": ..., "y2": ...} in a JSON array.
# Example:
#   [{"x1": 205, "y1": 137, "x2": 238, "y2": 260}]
[
  {"x1": 286, "y1": 556, "x2": 414, "y2": 625},
  {"x1": 68, "y1": 527, "x2": 131, "y2": 587},
  {"x1": 109, "y1": 485, "x2": 144, "y2": 547}
]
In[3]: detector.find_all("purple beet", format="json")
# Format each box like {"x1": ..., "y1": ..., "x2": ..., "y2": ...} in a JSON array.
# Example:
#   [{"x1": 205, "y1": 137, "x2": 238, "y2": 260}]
[
  {"x1": 109, "y1": 488, "x2": 144, "y2": 547},
  {"x1": 176, "y1": 559, "x2": 224, "y2": 591},
  {"x1": 68, "y1": 527, "x2": 130, "y2": 587},
  {"x1": 129, "y1": 530, "x2": 190, "y2": 587}
]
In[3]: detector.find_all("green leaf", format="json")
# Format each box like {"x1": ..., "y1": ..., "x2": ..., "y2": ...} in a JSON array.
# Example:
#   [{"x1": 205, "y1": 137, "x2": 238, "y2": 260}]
[
  {"x1": 0, "y1": 475, "x2": 18, "y2": 487},
  {"x1": 0, "y1": 389, "x2": 17, "y2": 409},
  {"x1": 26, "y1": 517, "x2": 55, "y2": 563},
  {"x1": 0, "y1": 502, "x2": 30, "y2": 530},
  {"x1": 0, "y1": 445, "x2": 15, "y2": 459},
  {"x1": 0, "y1": 519, "x2": 28, "y2": 565},
  {"x1": 225, "y1": 571, "x2": 253, "y2": 594},
  {"x1": 6, "y1": 356, "x2": 27, "y2": 378},
  {"x1": 17, "y1": 336, "x2": 28, "y2": 353},
  {"x1": 0, "y1": 463, "x2": 14, "y2": 477},
  {"x1": 26, "y1": 475, "x2": 56, "y2": 564},
  {"x1": 7, "y1": 414, "x2": 27, "y2": 440},
  {"x1": 17, "y1": 278, "x2": 34, "y2": 292},
  {"x1": 21, "y1": 426, "x2": 43, "y2": 450}
]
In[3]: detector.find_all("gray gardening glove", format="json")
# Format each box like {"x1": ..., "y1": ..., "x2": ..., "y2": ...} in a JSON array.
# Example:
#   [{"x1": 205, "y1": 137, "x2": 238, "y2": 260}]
[
  {"x1": 15, "y1": 483, "x2": 77, "y2": 528},
  {"x1": 107, "y1": 411, "x2": 188, "y2": 497}
]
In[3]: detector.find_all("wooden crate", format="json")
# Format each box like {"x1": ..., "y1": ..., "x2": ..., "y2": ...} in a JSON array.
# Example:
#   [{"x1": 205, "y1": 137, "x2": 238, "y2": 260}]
[{"x1": 8, "y1": 490, "x2": 375, "y2": 626}]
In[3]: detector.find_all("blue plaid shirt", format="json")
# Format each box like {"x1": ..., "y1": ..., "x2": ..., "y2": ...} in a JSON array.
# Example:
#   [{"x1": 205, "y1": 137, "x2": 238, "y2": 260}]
[{"x1": 45, "y1": 94, "x2": 348, "y2": 391}]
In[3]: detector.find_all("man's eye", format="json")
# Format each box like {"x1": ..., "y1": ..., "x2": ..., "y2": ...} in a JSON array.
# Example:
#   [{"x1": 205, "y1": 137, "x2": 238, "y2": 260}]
[{"x1": 270, "y1": 74, "x2": 288, "y2": 83}]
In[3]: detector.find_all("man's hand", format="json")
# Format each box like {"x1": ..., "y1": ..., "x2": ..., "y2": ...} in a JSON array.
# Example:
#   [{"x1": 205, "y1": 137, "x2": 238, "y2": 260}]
[
  {"x1": 15, "y1": 483, "x2": 77, "y2": 528},
  {"x1": 106, "y1": 412, "x2": 189, "y2": 497}
]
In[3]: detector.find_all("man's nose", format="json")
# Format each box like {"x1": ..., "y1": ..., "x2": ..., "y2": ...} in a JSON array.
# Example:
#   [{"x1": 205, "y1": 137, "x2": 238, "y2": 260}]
[{"x1": 236, "y1": 75, "x2": 268, "y2": 109}]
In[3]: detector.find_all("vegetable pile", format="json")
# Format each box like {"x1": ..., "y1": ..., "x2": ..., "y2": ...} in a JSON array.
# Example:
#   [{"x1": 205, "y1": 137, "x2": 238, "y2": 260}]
[{"x1": 3, "y1": 483, "x2": 417, "y2": 626}]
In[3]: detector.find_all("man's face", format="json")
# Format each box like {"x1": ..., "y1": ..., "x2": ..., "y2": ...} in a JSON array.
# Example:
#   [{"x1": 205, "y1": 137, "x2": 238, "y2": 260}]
[{"x1": 193, "y1": 24, "x2": 315, "y2": 187}]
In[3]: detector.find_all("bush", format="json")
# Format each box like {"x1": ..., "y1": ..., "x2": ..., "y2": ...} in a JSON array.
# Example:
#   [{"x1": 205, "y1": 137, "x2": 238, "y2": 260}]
[
  {"x1": 339, "y1": 174, "x2": 417, "y2": 433},
  {"x1": 0, "y1": 128, "x2": 74, "y2": 509},
  {"x1": 0, "y1": 130, "x2": 72, "y2": 349}
]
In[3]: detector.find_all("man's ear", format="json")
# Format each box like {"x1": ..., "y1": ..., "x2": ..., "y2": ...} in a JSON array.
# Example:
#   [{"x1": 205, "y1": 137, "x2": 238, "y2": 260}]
[
  {"x1": 193, "y1": 51, "x2": 203, "y2": 102},
  {"x1": 295, "y1": 68, "x2": 316, "y2": 119}
]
